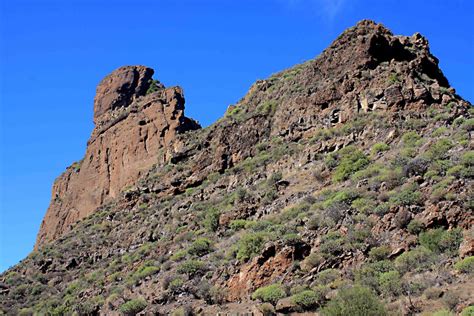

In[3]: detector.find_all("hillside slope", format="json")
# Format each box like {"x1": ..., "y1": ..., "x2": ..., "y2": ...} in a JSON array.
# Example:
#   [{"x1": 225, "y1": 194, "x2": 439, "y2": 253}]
[{"x1": 1, "y1": 20, "x2": 473, "y2": 315}]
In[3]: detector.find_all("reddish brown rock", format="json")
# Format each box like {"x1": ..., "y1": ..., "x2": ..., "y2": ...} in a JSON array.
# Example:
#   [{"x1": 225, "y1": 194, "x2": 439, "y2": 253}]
[
  {"x1": 226, "y1": 242, "x2": 309, "y2": 302},
  {"x1": 459, "y1": 236, "x2": 474, "y2": 258},
  {"x1": 36, "y1": 66, "x2": 200, "y2": 247}
]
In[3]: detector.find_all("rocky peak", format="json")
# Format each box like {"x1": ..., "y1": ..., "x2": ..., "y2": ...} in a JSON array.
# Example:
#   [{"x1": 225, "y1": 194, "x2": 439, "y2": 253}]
[
  {"x1": 35, "y1": 66, "x2": 200, "y2": 247},
  {"x1": 93, "y1": 65, "x2": 155, "y2": 124},
  {"x1": 324, "y1": 19, "x2": 448, "y2": 87}
]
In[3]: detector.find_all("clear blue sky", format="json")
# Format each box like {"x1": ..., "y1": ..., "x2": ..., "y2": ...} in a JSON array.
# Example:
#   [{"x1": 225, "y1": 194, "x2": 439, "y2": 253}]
[{"x1": 0, "y1": 0, "x2": 472, "y2": 272}]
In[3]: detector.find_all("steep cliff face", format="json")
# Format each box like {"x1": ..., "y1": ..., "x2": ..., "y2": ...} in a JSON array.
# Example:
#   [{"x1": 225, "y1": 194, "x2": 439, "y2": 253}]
[
  {"x1": 2, "y1": 21, "x2": 473, "y2": 315},
  {"x1": 36, "y1": 66, "x2": 200, "y2": 247}
]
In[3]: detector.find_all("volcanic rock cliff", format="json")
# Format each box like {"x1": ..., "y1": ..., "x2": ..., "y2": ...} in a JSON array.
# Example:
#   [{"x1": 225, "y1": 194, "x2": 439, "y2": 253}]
[
  {"x1": 2, "y1": 20, "x2": 473, "y2": 315},
  {"x1": 36, "y1": 66, "x2": 200, "y2": 247}
]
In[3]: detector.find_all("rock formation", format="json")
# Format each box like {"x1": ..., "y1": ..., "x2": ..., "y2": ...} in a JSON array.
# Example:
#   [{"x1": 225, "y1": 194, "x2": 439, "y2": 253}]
[
  {"x1": 36, "y1": 66, "x2": 200, "y2": 247},
  {"x1": 2, "y1": 20, "x2": 472, "y2": 315}
]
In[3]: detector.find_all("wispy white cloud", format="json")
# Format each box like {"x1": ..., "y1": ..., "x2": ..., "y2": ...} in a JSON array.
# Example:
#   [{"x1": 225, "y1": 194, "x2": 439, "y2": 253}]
[{"x1": 278, "y1": 0, "x2": 349, "y2": 19}]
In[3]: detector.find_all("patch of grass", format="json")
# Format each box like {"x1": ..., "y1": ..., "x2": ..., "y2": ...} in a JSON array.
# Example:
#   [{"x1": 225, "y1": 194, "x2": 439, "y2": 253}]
[{"x1": 252, "y1": 284, "x2": 286, "y2": 305}]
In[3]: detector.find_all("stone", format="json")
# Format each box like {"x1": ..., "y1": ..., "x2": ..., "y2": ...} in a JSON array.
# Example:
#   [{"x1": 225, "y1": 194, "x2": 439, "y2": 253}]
[
  {"x1": 36, "y1": 67, "x2": 200, "y2": 247},
  {"x1": 459, "y1": 237, "x2": 474, "y2": 258},
  {"x1": 275, "y1": 297, "x2": 297, "y2": 313}
]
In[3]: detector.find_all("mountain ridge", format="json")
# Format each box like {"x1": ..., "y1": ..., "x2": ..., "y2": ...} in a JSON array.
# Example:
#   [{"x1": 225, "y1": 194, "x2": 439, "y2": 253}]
[{"x1": 1, "y1": 20, "x2": 473, "y2": 315}]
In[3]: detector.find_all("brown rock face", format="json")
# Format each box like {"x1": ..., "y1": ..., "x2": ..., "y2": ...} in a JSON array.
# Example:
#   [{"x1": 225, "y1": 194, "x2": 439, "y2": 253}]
[{"x1": 36, "y1": 66, "x2": 200, "y2": 247}]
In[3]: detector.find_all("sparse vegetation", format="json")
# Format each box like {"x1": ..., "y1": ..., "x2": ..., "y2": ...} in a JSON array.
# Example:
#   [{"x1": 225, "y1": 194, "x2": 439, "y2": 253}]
[
  {"x1": 454, "y1": 256, "x2": 474, "y2": 274},
  {"x1": 119, "y1": 298, "x2": 147, "y2": 315},
  {"x1": 321, "y1": 286, "x2": 386, "y2": 316}
]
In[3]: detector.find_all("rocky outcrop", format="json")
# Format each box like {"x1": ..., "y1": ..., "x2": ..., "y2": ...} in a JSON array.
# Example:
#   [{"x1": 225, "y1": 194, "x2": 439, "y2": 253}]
[{"x1": 36, "y1": 66, "x2": 200, "y2": 247}]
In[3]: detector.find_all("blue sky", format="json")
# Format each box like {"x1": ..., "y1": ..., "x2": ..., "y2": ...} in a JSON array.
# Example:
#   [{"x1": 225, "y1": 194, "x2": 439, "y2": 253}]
[{"x1": 0, "y1": 0, "x2": 472, "y2": 272}]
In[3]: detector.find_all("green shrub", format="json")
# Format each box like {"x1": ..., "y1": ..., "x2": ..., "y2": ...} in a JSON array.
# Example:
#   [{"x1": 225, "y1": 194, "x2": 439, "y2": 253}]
[
  {"x1": 389, "y1": 183, "x2": 422, "y2": 206},
  {"x1": 302, "y1": 253, "x2": 324, "y2": 272},
  {"x1": 319, "y1": 232, "x2": 346, "y2": 258},
  {"x1": 203, "y1": 208, "x2": 220, "y2": 232},
  {"x1": 146, "y1": 79, "x2": 161, "y2": 94},
  {"x1": 419, "y1": 228, "x2": 463, "y2": 255},
  {"x1": 332, "y1": 147, "x2": 370, "y2": 182},
  {"x1": 252, "y1": 284, "x2": 286, "y2": 305},
  {"x1": 131, "y1": 265, "x2": 160, "y2": 281},
  {"x1": 424, "y1": 138, "x2": 453, "y2": 161},
  {"x1": 432, "y1": 127, "x2": 449, "y2": 137},
  {"x1": 229, "y1": 219, "x2": 248, "y2": 231},
  {"x1": 461, "y1": 118, "x2": 474, "y2": 131},
  {"x1": 369, "y1": 246, "x2": 391, "y2": 262},
  {"x1": 119, "y1": 298, "x2": 147, "y2": 315},
  {"x1": 236, "y1": 232, "x2": 268, "y2": 262},
  {"x1": 395, "y1": 247, "x2": 434, "y2": 274},
  {"x1": 351, "y1": 197, "x2": 376, "y2": 214},
  {"x1": 407, "y1": 220, "x2": 423, "y2": 234},
  {"x1": 378, "y1": 271, "x2": 402, "y2": 297},
  {"x1": 258, "y1": 303, "x2": 276, "y2": 315},
  {"x1": 257, "y1": 100, "x2": 278, "y2": 116},
  {"x1": 196, "y1": 282, "x2": 227, "y2": 305},
  {"x1": 454, "y1": 256, "x2": 474, "y2": 274},
  {"x1": 291, "y1": 290, "x2": 321, "y2": 311},
  {"x1": 188, "y1": 238, "x2": 212, "y2": 257},
  {"x1": 321, "y1": 286, "x2": 386, "y2": 316},
  {"x1": 168, "y1": 278, "x2": 184, "y2": 292},
  {"x1": 177, "y1": 260, "x2": 206, "y2": 277},
  {"x1": 461, "y1": 306, "x2": 474, "y2": 316},
  {"x1": 371, "y1": 143, "x2": 390, "y2": 156},
  {"x1": 460, "y1": 151, "x2": 474, "y2": 178},
  {"x1": 316, "y1": 269, "x2": 340, "y2": 286},
  {"x1": 170, "y1": 250, "x2": 187, "y2": 261},
  {"x1": 355, "y1": 260, "x2": 394, "y2": 293},
  {"x1": 401, "y1": 131, "x2": 423, "y2": 148}
]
